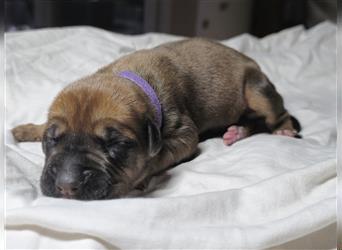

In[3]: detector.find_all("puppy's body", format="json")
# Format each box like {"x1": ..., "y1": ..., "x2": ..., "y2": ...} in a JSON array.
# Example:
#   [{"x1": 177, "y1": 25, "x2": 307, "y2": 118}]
[
  {"x1": 12, "y1": 38, "x2": 299, "y2": 200},
  {"x1": 109, "y1": 39, "x2": 250, "y2": 133}
]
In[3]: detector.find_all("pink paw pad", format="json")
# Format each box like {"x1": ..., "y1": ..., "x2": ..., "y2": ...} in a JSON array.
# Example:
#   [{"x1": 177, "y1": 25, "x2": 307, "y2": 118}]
[
  {"x1": 273, "y1": 129, "x2": 297, "y2": 137},
  {"x1": 223, "y1": 125, "x2": 247, "y2": 146}
]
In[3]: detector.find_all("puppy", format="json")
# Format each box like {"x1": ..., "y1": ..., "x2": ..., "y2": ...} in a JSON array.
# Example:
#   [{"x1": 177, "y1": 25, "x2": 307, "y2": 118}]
[{"x1": 12, "y1": 38, "x2": 300, "y2": 200}]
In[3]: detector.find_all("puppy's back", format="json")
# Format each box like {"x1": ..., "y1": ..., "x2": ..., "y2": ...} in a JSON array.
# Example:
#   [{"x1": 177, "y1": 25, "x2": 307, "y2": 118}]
[
  {"x1": 103, "y1": 38, "x2": 261, "y2": 131},
  {"x1": 152, "y1": 38, "x2": 259, "y2": 131}
]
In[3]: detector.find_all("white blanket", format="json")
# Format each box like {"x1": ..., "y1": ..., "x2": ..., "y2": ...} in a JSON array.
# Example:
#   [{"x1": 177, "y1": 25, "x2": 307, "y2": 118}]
[{"x1": 5, "y1": 22, "x2": 337, "y2": 249}]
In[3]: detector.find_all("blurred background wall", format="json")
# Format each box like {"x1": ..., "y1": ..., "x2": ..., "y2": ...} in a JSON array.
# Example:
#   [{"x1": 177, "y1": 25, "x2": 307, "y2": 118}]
[{"x1": 5, "y1": 0, "x2": 337, "y2": 39}]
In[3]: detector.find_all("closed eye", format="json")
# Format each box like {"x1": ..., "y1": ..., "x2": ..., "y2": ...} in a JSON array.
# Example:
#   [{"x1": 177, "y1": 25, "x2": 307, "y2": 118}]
[
  {"x1": 106, "y1": 138, "x2": 137, "y2": 158},
  {"x1": 45, "y1": 133, "x2": 65, "y2": 149},
  {"x1": 106, "y1": 139, "x2": 135, "y2": 149},
  {"x1": 47, "y1": 136, "x2": 58, "y2": 145}
]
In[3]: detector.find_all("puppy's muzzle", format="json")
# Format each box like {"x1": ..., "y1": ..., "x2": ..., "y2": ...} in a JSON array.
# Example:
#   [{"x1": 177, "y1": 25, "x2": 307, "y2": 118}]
[{"x1": 55, "y1": 170, "x2": 91, "y2": 198}]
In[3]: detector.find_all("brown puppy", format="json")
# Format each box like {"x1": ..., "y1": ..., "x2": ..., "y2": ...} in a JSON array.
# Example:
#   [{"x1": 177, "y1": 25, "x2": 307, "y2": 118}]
[{"x1": 12, "y1": 38, "x2": 300, "y2": 200}]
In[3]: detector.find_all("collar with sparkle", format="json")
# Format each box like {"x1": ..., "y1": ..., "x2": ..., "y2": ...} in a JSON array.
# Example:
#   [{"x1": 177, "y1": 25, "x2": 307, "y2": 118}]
[{"x1": 117, "y1": 70, "x2": 162, "y2": 128}]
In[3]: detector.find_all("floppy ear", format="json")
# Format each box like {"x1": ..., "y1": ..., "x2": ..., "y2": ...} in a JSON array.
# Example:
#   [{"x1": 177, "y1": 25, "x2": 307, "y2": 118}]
[{"x1": 146, "y1": 118, "x2": 162, "y2": 157}]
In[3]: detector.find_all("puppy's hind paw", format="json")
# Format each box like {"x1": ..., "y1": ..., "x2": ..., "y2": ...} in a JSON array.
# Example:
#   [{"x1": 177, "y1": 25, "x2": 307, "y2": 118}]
[
  {"x1": 273, "y1": 129, "x2": 298, "y2": 137},
  {"x1": 223, "y1": 125, "x2": 248, "y2": 146}
]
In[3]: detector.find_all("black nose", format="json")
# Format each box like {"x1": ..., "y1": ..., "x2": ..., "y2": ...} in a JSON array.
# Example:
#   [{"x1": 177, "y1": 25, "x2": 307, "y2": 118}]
[{"x1": 55, "y1": 174, "x2": 81, "y2": 197}]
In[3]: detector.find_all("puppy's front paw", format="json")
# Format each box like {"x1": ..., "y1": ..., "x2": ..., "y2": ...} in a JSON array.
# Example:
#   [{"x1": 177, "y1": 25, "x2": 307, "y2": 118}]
[
  {"x1": 223, "y1": 125, "x2": 248, "y2": 146},
  {"x1": 12, "y1": 123, "x2": 44, "y2": 142}
]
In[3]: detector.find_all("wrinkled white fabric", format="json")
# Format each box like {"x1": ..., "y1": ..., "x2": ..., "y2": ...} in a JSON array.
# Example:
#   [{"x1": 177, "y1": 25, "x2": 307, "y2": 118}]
[{"x1": 5, "y1": 22, "x2": 336, "y2": 249}]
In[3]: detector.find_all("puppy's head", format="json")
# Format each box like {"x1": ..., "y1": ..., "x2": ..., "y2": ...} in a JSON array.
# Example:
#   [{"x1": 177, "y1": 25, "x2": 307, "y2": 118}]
[{"x1": 40, "y1": 83, "x2": 162, "y2": 200}]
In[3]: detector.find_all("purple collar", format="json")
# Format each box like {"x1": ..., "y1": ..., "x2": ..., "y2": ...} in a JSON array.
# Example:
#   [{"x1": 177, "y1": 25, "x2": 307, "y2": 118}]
[{"x1": 118, "y1": 70, "x2": 162, "y2": 128}]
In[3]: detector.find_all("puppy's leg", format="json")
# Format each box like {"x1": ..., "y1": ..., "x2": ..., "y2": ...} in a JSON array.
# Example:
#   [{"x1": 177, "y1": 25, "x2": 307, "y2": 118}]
[
  {"x1": 244, "y1": 68, "x2": 300, "y2": 136},
  {"x1": 134, "y1": 115, "x2": 198, "y2": 187},
  {"x1": 11, "y1": 123, "x2": 46, "y2": 142}
]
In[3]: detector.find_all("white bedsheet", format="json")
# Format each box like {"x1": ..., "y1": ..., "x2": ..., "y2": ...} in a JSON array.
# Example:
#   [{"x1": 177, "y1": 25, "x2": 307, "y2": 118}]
[{"x1": 5, "y1": 22, "x2": 337, "y2": 249}]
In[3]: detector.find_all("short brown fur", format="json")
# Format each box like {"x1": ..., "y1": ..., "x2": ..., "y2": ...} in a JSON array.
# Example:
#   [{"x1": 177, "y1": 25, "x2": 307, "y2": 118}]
[{"x1": 12, "y1": 38, "x2": 299, "y2": 198}]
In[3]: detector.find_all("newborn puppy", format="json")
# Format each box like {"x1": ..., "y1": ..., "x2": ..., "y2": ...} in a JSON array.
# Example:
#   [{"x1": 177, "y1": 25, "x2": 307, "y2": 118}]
[{"x1": 12, "y1": 38, "x2": 300, "y2": 200}]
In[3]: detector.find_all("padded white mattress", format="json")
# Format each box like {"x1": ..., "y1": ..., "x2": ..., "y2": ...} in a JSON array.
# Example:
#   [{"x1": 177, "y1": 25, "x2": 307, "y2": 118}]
[{"x1": 5, "y1": 22, "x2": 337, "y2": 249}]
